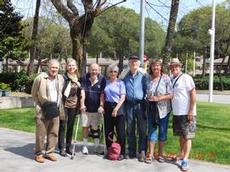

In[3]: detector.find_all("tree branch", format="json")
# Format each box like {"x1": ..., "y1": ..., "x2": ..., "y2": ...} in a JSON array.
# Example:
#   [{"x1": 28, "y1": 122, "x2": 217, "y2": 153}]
[
  {"x1": 67, "y1": 0, "x2": 79, "y2": 16},
  {"x1": 93, "y1": 0, "x2": 126, "y2": 17},
  {"x1": 82, "y1": 0, "x2": 94, "y2": 12},
  {"x1": 50, "y1": 0, "x2": 75, "y2": 23}
]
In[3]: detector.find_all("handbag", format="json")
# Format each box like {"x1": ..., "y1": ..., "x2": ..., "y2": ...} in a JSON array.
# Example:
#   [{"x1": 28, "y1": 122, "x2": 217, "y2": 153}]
[
  {"x1": 107, "y1": 132, "x2": 121, "y2": 161},
  {"x1": 41, "y1": 102, "x2": 59, "y2": 119}
]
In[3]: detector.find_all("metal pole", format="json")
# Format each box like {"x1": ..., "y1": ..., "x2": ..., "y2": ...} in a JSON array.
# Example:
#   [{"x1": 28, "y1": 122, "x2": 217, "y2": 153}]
[
  {"x1": 139, "y1": 0, "x2": 145, "y2": 66},
  {"x1": 208, "y1": 0, "x2": 216, "y2": 102}
]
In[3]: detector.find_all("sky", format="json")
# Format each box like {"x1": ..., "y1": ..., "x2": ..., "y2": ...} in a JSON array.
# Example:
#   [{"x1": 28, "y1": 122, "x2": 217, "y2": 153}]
[{"x1": 11, "y1": 0, "x2": 226, "y2": 28}]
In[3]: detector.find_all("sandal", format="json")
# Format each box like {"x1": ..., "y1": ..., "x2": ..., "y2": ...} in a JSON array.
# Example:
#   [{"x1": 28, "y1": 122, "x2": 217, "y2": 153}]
[
  {"x1": 158, "y1": 156, "x2": 165, "y2": 163},
  {"x1": 145, "y1": 153, "x2": 153, "y2": 164}
]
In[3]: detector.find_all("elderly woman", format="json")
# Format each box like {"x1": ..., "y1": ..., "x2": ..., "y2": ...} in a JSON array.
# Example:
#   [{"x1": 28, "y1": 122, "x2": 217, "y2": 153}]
[
  {"x1": 58, "y1": 58, "x2": 81, "y2": 156},
  {"x1": 103, "y1": 64, "x2": 126, "y2": 161},
  {"x1": 145, "y1": 59, "x2": 172, "y2": 164}
]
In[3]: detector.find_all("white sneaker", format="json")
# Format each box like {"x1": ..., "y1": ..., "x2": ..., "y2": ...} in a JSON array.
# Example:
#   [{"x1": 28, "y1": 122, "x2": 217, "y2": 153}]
[{"x1": 82, "y1": 146, "x2": 88, "y2": 155}]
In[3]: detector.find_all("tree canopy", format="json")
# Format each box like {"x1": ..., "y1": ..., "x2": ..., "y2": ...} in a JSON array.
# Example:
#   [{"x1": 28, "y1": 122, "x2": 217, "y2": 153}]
[
  {"x1": 172, "y1": 3, "x2": 230, "y2": 73},
  {"x1": 0, "y1": 0, "x2": 27, "y2": 71},
  {"x1": 87, "y1": 7, "x2": 165, "y2": 60}
]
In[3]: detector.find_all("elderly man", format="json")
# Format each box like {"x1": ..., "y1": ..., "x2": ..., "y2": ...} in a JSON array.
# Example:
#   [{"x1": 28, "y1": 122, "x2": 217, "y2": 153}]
[
  {"x1": 31, "y1": 59, "x2": 64, "y2": 163},
  {"x1": 80, "y1": 63, "x2": 106, "y2": 154},
  {"x1": 121, "y1": 55, "x2": 147, "y2": 162},
  {"x1": 169, "y1": 58, "x2": 196, "y2": 171}
]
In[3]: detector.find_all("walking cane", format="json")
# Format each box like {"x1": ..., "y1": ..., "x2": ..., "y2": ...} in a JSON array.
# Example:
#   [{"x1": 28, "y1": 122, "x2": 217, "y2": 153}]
[
  {"x1": 102, "y1": 115, "x2": 107, "y2": 157},
  {"x1": 71, "y1": 115, "x2": 80, "y2": 160}
]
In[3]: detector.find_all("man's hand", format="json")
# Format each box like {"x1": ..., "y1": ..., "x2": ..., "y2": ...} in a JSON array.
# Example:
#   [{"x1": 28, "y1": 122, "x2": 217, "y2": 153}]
[
  {"x1": 80, "y1": 105, "x2": 86, "y2": 113},
  {"x1": 98, "y1": 106, "x2": 104, "y2": 114},
  {"x1": 112, "y1": 108, "x2": 118, "y2": 117},
  {"x1": 187, "y1": 110, "x2": 194, "y2": 122}
]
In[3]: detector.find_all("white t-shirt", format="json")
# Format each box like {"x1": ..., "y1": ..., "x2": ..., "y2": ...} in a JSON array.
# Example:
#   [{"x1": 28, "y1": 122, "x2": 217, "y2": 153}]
[{"x1": 171, "y1": 73, "x2": 196, "y2": 116}]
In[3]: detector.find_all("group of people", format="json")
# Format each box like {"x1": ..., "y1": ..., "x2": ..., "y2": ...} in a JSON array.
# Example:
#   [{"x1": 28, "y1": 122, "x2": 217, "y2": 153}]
[{"x1": 31, "y1": 55, "x2": 196, "y2": 171}]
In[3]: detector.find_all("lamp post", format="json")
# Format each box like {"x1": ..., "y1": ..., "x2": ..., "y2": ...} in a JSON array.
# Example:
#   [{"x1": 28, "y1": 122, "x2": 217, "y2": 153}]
[
  {"x1": 208, "y1": 0, "x2": 216, "y2": 102},
  {"x1": 139, "y1": 0, "x2": 145, "y2": 66}
]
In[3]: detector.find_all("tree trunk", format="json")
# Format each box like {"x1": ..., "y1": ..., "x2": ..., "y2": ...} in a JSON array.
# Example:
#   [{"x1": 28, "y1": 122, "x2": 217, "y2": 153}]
[
  {"x1": 35, "y1": 57, "x2": 42, "y2": 73},
  {"x1": 82, "y1": 40, "x2": 87, "y2": 75},
  {"x1": 5, "y1": 56, "x2": 8, "y2": 72},
  {"x1": 225, "y1": 55, "x2": 230, "y2": 74},
  {"x1": 217, "y1": 56, "x2": 225, "y2": 91},
  {"x1": 50, "y1": 0, "x2": 109, "y2": 75},
  {"x1": 118, "y1": 54, "x2": 124, "y2": 74},
  {"x1": 162, "y1": 0, "x2": 180, "y2": 69},
  {"x1": 70, "y1": 30, "x2": 84, "y2": 75},
  {"x1": 27, "y1": 0, "x2": 40, "y2": 75}
]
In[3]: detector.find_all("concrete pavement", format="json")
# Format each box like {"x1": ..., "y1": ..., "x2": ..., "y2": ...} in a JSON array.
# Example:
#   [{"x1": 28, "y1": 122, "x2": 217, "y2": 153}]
[
  {"x1": 197, "y1": 94, "x2": 230, "y2": 104},
  {"x1": 0, "y1": 128, "x2": 230, "y2": 172}
]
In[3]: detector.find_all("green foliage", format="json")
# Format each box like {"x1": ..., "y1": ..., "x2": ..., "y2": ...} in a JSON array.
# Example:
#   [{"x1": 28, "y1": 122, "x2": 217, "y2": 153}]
[
  {"x1": 194, "y1": 75, "x2": 230, "y2": 90},
  {"x1": 0, "y1": 82, "x2": 11, "y2": 90},
  {"x1": 0, "y1": 0, "x2": 28, "y2": 61},
  {"x1": 22, "y1": 17, "x2": 71, "y2": 60},
  {"x1": 173, "y1": 4, "x2": 230, "y2": 68},
  {"x1": 0, "y1": 71, "x2": 37, "y2": 93},
  {"x1": 0, "y1": 0, "x2": 23, "y2": 40},
  {"x1": 88, "y1": 7, "x2": 165, "y2": 59}
]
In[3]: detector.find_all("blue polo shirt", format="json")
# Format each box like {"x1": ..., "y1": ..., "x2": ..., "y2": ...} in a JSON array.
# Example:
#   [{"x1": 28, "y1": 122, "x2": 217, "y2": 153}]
[
  {"x1": 123, "y1": 71, "x2": 147, "y2": 102},
  {"x1": 81, "y1": 73, "x2": 106, "y2": 112}
]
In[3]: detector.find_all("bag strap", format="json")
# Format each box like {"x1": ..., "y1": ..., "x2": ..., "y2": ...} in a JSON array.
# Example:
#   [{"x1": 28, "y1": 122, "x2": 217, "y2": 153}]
[
  {"x1": 108, "y1": 131, "x2": 118, "y2": 143},
  {"x1": 172, "y1": 73, "x2": 183, "y2": 88},
  {"x1": 154, "y1": 75, "x2": 162, "y2": 96}
]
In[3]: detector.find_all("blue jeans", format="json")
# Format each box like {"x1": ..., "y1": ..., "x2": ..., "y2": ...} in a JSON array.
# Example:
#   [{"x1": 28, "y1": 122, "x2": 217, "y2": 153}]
[
  {"x1": 126, "y1": 101, "x2": 147, "y2": 156},
  {"x1": 148, "y1": 113, "x2": 169, "y2": 142}
]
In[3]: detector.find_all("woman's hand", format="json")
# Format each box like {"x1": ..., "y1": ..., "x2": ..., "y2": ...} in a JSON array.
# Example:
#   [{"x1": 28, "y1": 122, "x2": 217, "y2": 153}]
[{"x1": 148, "y1": 96, "x2": 159, "y2": 102}]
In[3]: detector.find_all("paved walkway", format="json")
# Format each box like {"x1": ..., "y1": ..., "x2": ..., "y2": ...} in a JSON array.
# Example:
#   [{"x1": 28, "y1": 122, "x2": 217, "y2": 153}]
[{"x1": 0, "y1": 128, "x2": 230, "y2": 172}]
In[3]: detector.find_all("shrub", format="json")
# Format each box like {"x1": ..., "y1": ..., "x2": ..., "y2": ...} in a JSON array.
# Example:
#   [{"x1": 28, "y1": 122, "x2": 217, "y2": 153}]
[
  {"x1": 193, "y1": 75, "x2": 230, "y2": 90},
  {"x1": 0, "y1": 71, "x2": 37, "y2": 93},
  {"x1": 0, "y1": 82, "x2": 11, "y2": 90}
]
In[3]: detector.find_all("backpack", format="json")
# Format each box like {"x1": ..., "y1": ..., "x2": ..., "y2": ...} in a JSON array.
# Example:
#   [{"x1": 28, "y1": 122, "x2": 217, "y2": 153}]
[{"x1": 107, "y1": 132, "x2": 121, "y2": 161}]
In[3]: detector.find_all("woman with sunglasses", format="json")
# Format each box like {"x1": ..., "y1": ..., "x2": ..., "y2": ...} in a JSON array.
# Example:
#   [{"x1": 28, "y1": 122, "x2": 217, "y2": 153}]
[{"x1": 103, "y1": 64, "x2": 126, "y2": 161}]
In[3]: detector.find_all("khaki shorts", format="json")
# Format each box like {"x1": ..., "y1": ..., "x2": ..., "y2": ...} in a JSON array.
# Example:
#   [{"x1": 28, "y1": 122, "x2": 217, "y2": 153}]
[{"x1": 81, "y1": 112, "x2": 102, "y2": 129}]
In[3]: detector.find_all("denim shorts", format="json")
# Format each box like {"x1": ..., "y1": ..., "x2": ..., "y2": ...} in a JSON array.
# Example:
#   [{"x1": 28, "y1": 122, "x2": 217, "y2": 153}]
[{"x1": 148, "y1": 113, "x2": 169, "y2": 142}]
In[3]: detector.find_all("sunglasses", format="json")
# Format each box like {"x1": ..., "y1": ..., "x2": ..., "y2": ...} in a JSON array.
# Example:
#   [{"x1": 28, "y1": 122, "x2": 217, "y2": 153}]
[{"x1": 109, "y1": 71, "x2": 118, "y2": 73}]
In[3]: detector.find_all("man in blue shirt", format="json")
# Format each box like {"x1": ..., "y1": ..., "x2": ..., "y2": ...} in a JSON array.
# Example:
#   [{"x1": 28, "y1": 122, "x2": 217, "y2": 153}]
[
  {"x1": 80, "y1": 63, "x2": 106, "y2": 154},
  {"x1": 122, "y1": 55, "x2": 147, "y2": 162}
]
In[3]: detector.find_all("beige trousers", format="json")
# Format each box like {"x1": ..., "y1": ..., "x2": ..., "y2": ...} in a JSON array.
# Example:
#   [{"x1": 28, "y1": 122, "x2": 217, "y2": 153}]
[{"x1": 35, "y1": 116, "x2": 59, "y2": 155}]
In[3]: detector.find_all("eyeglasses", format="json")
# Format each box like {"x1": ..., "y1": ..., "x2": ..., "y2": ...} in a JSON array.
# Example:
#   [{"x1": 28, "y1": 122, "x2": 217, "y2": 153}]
[{"x1": 109, "y1": 71, "x2": 118, "y2": 73}]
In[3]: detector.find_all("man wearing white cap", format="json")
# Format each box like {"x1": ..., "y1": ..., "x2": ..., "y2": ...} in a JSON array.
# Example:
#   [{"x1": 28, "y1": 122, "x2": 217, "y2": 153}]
[{"x1": 169, "y1": 58, "x2": 196, "y2": 171}]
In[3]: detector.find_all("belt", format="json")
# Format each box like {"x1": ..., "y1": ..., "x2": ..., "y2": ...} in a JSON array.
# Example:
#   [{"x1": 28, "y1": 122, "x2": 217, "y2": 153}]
[{"x1": 126, "y1": 99, "x2": 143, "y2": 105}]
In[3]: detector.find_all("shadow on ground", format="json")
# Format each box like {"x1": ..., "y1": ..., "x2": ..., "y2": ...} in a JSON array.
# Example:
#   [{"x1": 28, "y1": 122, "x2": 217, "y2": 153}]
[{"x1": 5, "y1": 143, "x2": 35, "y2": 160}]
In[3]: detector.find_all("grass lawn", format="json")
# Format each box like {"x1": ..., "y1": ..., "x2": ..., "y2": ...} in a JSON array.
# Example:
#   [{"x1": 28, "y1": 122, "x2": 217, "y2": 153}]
[{"x1": 0, "y1": 102, "x2": 230, "y2": 164}]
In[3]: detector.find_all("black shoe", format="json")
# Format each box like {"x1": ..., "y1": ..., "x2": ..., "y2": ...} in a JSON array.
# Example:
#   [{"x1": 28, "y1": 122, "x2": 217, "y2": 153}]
[
  {"x1": 118, "y1": 155, "x2": 125, "y2": 161},
  {"x1": 59, "y1": 149, "x2": 67, "y2": 157},
  {"x1": 126, "y1": 154, "x2": 136, "y2": 159},
  {"x1": 66, "y1": 148, "x2": 73, "y2": 155}
]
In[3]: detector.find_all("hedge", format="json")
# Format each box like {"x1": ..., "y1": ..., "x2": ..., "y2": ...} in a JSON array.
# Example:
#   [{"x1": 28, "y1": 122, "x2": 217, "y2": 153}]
[{"x1": 193, "y1": 75, "x2": 230, "y2": 90}]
